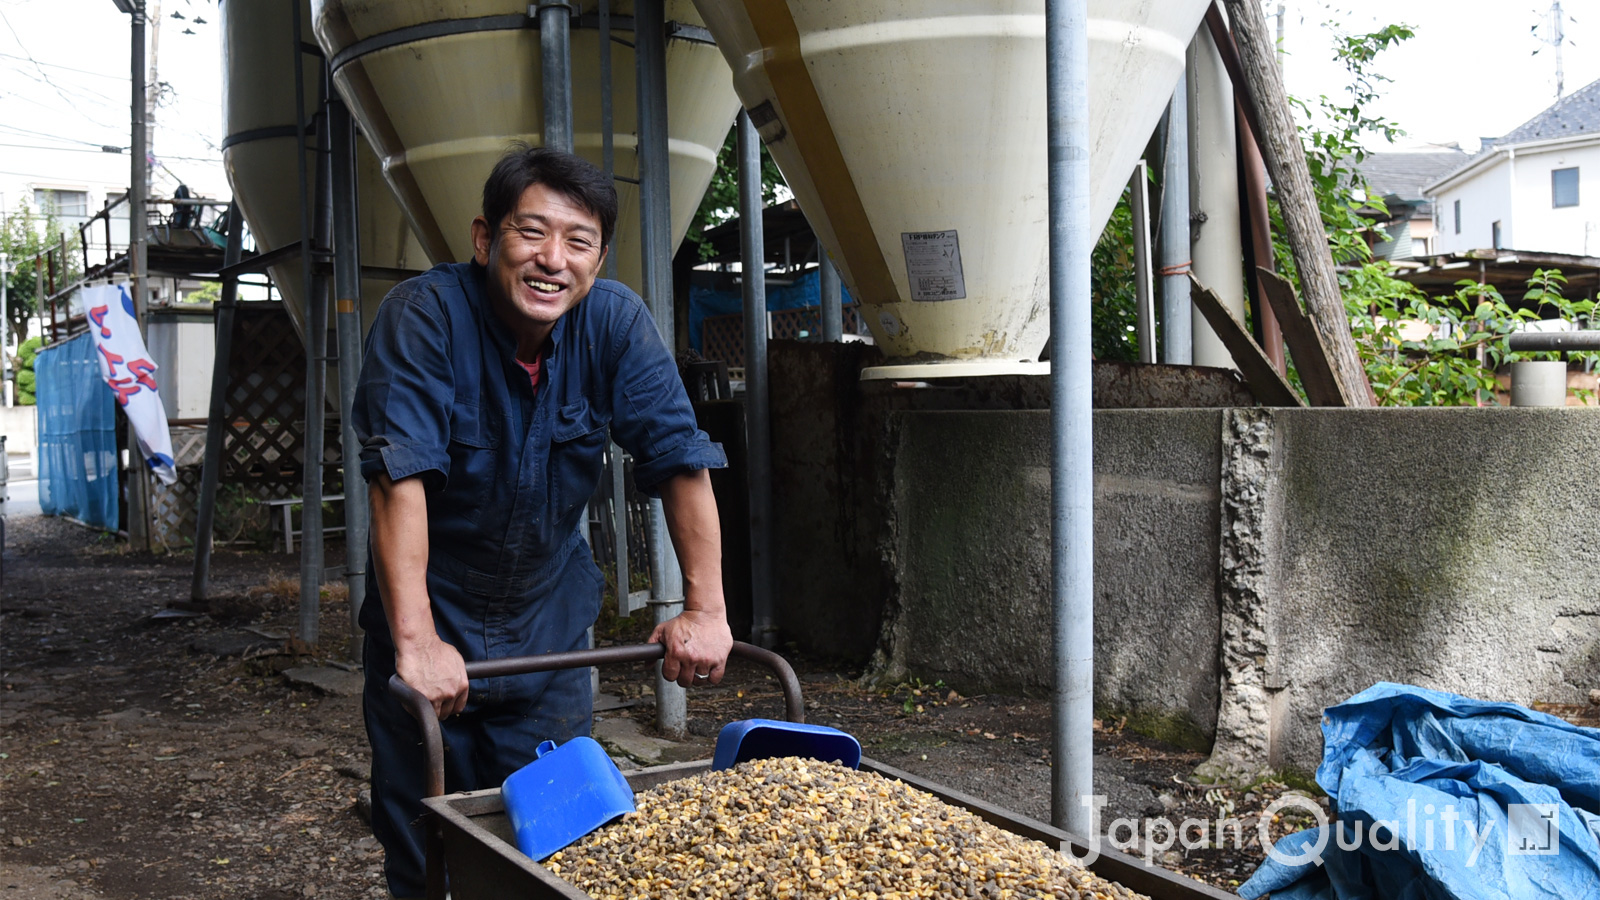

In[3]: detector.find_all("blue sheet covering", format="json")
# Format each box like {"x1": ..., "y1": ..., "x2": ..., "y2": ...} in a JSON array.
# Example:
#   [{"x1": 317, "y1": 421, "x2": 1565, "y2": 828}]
[
  {"x1": 688, "y1": 267, "x2": 853, "y2": 351},
  {"x1": 35, "y1": 332, "x2": 119, "y2": 530},
  {"x1": 1240, "y1": 683, "x2": 1600, "y2": 900}
]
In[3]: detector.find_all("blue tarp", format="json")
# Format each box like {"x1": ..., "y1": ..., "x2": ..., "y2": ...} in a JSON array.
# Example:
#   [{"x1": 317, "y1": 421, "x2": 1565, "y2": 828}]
[
  {"x1": 1241, "y1": 683, "x2": 1600, "y2": 900},
  {"x1": 36, "y1": 332, "x2": 119, "y2": 530},
  {"x1": 688, "y1": 267, "x2": 854, "y2": 352}
]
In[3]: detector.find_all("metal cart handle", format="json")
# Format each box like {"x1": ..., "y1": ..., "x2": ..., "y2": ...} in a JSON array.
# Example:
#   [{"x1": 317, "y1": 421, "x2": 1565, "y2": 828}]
[{"x1": 390, "y1": 640, "x2": 806, "y2": 798}]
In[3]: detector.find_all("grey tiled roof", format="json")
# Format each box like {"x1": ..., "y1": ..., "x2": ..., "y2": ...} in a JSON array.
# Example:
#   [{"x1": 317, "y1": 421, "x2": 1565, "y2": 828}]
[
  {"x1": 1496, "y1": 77, "x2": 1600, "y2": 144},
  {"x1": 1357, "y1": 150, "x2": 1470, "y2": 201}
]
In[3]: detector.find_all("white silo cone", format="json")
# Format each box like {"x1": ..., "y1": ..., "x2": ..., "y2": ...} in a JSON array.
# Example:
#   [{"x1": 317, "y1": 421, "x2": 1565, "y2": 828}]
[
  {"x1": 693, "y1": 0, "x2": 1215, "y2": 378},
  {"x1": 310, "y1": 0, "x2": 742, "y2": 294},
  {"x1": 221, "y1": 0, "x2": 428, "y2": 344}
]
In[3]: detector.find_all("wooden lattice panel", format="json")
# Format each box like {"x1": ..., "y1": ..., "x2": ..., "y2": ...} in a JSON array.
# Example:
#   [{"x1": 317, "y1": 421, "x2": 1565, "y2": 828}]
[
  {"x1": 150, "y1": 465, "x2": 201, "y2": 552},
  {"x1": 702, "y1": 313, "x2": 744, "y2": 368},
  {"x1": 170, "y1": 425, "x2": 208, "y2": 468},
  {"x1": 699, "y1": 304, "x2": 864, "y2": 369},
  {"x1": 224, "y1": 305, "x2": 338, "y2": 487}
]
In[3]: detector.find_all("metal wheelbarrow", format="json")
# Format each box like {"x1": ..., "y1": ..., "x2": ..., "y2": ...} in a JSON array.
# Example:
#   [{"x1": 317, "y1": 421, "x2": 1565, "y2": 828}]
[{"x1": 390, "y1": 642, "x2": 1237, "y2": 900}]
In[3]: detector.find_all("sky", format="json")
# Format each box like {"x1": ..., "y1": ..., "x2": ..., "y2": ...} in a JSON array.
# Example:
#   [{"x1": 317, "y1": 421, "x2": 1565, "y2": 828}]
[
  {"x1": 1275, "y1": 0, "x2": 1594, "y2": 150},
  {"x1": 0, "y1": 0, "x2": 1594, "y2": 208},
  {"x1": 0, "y1": 0, "x2": 227, "y2": 209}
]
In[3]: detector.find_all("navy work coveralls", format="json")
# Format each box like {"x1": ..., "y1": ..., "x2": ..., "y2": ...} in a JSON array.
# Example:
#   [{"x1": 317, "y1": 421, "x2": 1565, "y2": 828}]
[{"x1": 353, "y1": 261, "x2": 725, "y2": 897}]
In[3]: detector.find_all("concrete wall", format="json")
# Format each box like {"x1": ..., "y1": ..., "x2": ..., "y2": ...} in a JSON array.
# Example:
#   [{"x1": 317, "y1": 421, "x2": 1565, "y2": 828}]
[
  {"x1": 872, "y1": 410, "x2": 1224, "y2": 748},
  {"x1": 2, "y1": 405, "x2": 37, "y2": 456},
  {"x1": 869, "y1": 406, "x2": 1600, "y2": 776},
  {"x1": 771, "y1": 348, "x2": 1600, "y2": 773},
  {"x1": 1258, "y1": 408, "x2": 1600, "y2": 774}
]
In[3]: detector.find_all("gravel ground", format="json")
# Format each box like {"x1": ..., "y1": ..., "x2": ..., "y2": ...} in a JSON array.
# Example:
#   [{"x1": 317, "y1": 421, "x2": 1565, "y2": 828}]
[{"x1": 3, "y1": 513, "x2": 1342, "y2": 899}]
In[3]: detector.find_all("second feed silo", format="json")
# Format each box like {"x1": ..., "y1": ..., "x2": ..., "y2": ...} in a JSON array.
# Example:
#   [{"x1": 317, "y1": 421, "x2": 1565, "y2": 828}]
[{"x1": 692, "y1": 0, "x2": 1214, "y2": 377}]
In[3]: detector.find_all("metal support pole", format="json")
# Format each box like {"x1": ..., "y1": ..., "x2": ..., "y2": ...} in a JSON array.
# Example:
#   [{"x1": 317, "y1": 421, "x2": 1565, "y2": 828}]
[
  {"x1": 127, "y1": 0, "x2": 152, "y2": 552},
  {"x1": 598, "y1": 0, "x2": 632, "y2": 617},
  {"x1": 819, "y1": 254, "x2": 843, "y2": 342},
  {"x1": 330, "y1": 96, "x2": 370, "y2": 662},
  {"x1": 599, "y1": 0, "x2": 618, "y2": 283},
  {"x1": 635, "y1": 0, "x2": 685, "y2": 739},
  {"x1": 1238, "y1": 104, "x2": 1283, "y2": 372},
  {"x1": 295, "y1": 25, "x2": 330, "y2": 644},
  {"x1": 738, "y1": 112, "x2": 777, "y2": 650},
  {"x1": 1045, "y1": 0, "x2": 1094, "y2": 838},
  {"x1": 190, "y1": 204, "x2": 244, "y2": 602},
  {"x1": 1130, "y1": 161, "x2": 1156, "y2": 365},
  {"x1": 538, "y1": 1, "x2": 574, "y2": 153},
  {"x1": 1159, "y1": 81, "x2": 1193, "y2": 365}
]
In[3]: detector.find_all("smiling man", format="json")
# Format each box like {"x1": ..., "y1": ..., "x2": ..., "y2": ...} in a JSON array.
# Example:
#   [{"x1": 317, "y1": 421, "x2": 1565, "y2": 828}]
[{"x1": 352, "y1": 146, "x2": 731, "y2": 898}]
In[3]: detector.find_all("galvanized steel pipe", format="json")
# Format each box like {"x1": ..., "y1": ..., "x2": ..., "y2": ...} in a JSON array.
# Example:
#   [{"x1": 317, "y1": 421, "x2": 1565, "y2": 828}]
[
  {"x1": 330, "y1": 97, "x2": 370, "y2": 661},
  {"x1": 739, "y1": 111, "x2": 777, "y2": 649},
  {"x1": 819, "y1": 255, "x2": 843, "y2": 342},
  {"x1": 635, "y1": 0, "x2": 686, "y2": 739},
  {"x1": 1508, "y1": 331, "x2": 1600, "y2": 352},
  {"x1": 295, "y1": 15, "x2": 330, "y2": 644},
  {"x1": 538, "y1": 1, "x2": 574, "y2": 153},
  {"x1": 1045, "y1": 0, "x2": 1095, "y2": 838}
]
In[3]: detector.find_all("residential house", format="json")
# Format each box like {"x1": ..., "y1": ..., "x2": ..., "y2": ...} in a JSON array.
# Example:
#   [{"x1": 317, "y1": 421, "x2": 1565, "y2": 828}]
[
  {"x1": 1426, "y1": 78, "x2": 1600, "y2": 256},
  {"x1": 1356, "y1": 144, "x2": 1469, "y2": 260}
]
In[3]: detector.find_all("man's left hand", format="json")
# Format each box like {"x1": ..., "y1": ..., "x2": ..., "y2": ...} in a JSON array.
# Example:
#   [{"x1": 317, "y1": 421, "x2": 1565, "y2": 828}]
[{"x1": 650, "y1": 608, "x2": 733, "y2": 688}]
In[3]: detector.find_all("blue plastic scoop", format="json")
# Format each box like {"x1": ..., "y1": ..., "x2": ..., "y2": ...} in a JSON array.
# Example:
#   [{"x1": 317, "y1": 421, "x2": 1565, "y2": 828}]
[
  {"x1": 711, "y1": 718, "x2": 862, "y2": 771},
  {"x1": 501, "y1": 737, "x2": 635, "y2": 861}
]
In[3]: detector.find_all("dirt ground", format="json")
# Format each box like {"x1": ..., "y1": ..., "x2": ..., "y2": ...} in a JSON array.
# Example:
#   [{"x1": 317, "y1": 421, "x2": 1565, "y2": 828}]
[{"x1": 3, "y1": 514, "x2": 1334, "y2": 899}]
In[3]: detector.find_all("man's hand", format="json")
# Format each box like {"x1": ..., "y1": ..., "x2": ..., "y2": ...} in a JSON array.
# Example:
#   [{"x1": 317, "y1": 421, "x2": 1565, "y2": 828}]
[
  {"x1": 396, "y1": 634, "x2": 470, "y2": 721},
  {"x1": 653, "y1": 469, "x2": 732, "y2": 688},
  {"x1": 650, "y1": 607, "x2": 734, "y2": 688}
]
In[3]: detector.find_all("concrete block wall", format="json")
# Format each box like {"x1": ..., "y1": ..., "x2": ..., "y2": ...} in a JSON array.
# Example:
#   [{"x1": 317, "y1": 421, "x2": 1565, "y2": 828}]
[
  {"x1": 869, "y1": 406, "x2": 1600, "y2": 775},
  {"x1": 2, "y1": 405, "x2": 37, "y2": 456},
  {"x1": 872, "y1": 410, "x2": 1223, "y2": 749}
]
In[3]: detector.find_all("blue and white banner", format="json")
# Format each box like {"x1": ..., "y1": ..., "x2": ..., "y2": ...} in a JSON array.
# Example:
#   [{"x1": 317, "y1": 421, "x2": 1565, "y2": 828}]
[{"x1": 83, "y1": 284, "x2": 177, "y2": 485}]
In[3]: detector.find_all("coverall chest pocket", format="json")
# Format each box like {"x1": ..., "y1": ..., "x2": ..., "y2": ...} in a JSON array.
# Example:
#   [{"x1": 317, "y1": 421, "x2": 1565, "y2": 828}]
[
  {"x1": 446, "y1": 400, "x2": 500, "y2": 511},
  {"x1": 550, "y1": 398, "x2": 610, "y2": 519}
]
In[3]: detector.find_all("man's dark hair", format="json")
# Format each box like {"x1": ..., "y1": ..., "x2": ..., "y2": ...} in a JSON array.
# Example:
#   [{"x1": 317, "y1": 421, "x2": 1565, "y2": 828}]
[{"x1": 482, "y1": 143, "x2": 618, "y2": 249}]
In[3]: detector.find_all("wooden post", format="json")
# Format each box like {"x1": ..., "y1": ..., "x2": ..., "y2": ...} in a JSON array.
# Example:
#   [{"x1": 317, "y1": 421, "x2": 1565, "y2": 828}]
[
  {"x1": 1218, "y1": 0, "x2": 1375, "y2": 406},
  {"x1": 1189, "y1": 274, "x2": 1303, "y2": 408}
]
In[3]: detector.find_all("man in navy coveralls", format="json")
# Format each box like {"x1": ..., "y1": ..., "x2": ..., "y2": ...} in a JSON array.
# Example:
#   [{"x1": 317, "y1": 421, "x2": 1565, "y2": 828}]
[{"x1": 354, "y1": 146, "x2": 732, "y2": 898}]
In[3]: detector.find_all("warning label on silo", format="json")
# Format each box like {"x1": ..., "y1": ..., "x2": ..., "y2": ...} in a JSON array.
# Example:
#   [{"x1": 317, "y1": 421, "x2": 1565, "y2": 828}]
[{"x1": 901, "y1": 230, "x2": 966, "y2": 302}]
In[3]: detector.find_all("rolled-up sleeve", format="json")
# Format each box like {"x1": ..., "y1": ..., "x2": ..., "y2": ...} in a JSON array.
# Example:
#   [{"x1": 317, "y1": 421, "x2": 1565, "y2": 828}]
[
  {"x1": 353, "y1": 287, "x2": 454, "y2": 488},
  {"x1": 608, "y1": 304, "x2": 726, "y2": 495}
]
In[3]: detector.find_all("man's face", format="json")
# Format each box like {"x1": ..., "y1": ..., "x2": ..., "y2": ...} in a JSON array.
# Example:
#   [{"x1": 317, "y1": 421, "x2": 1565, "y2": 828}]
[{"x1": 471, "y1": 182, "x2": 608, "y2": 340}]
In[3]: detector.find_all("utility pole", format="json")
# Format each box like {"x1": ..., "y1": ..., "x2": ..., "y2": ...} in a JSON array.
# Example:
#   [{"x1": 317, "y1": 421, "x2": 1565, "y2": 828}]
[
  {"x1": 112, "y1": 0, "x2": 154, "y2": 551},
  {"x1": 145, "y1": 0, "x2": 162, "y2": 203},
  {"x1": 1, "y1": 251, "x2": 10, "y2": 408}
]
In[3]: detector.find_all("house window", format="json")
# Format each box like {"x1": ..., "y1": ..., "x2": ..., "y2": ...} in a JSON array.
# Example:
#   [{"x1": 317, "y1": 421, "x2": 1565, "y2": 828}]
[
  {"x1": 1552, "y1": 167, "x2": 1579, "y2": 208},
  {"x1": 32, "y1": 188, "x2": 89, "y2": 218},
  {"x1": 1492, "y1": 220, "x2": 1503, "y2": 250},
  {"x1": 1453, "y1": 199, "x2": 1461, "y2": 234}
]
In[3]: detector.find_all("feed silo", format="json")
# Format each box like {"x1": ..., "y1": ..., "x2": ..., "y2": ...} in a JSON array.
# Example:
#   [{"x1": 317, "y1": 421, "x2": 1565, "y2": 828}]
[
  {"x1": 220, "y1": 0, "x2": 427, "y2": 339},
  {"x1": 692, "y1": 0, "x2": 1213, "y2": 377},
  {"x1": 310, "y1": 0, "x2": 742, "y2": 291}
]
